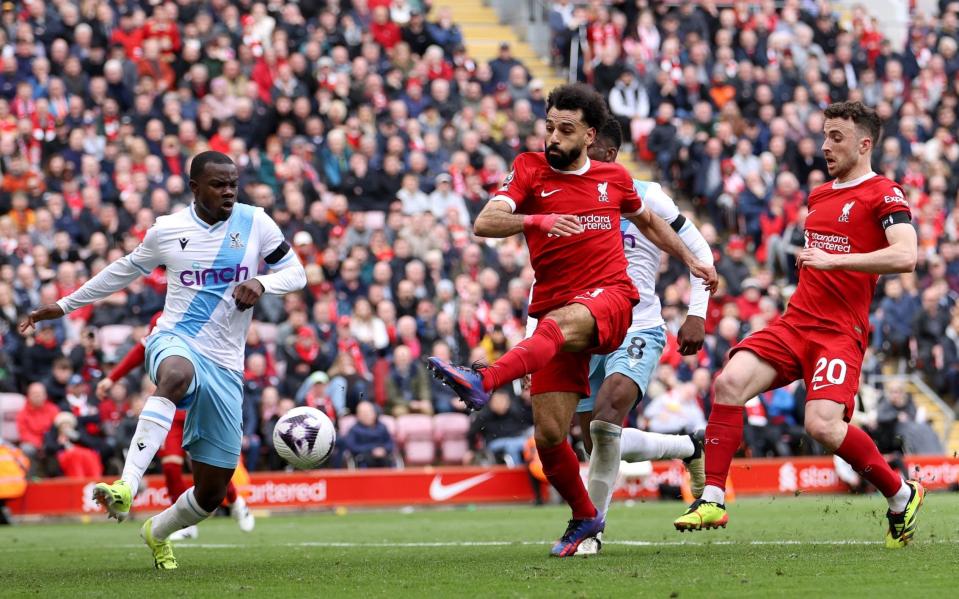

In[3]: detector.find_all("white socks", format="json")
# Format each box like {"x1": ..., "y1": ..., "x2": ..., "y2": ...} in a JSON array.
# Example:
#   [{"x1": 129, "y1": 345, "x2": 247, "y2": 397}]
[
  {"x1": 151, "y1": 487, "x2": 212, "y2": 541},
  {"x1": 620, "y1": 428, "x2": 695, "y2": 462},
  {"x1": 121, "y1": 396, "x2": 177, "y2": 496},
  {"x1": 587, "y1": 420, "x2": 622, "y2": 516},
  {"x1": 701, "y1": 485, "x2": 725, "y2": 504},
  {"x1": 888, "y1": 480, "x2": 912, "y2": 513}
]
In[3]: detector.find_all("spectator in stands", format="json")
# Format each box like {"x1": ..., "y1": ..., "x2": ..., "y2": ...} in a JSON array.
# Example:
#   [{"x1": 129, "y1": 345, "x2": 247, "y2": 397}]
[
  {"x1": 877, "y1": 277, "x2": 918, "y2": 360},
  {"x1": 386, "y1": 344, "x2": 432, "y2": 416},
  {"x1": 43, "y1": 411, "x2": 102, "y2": 478},
  {"x1": 876, "y1": 380, "x2": 944, "y2": 455},
  {"x1": 912, "y1": 287, "x2": 951, "y2": 387},
  {"x1": 464, "y1": 390, "x2": 531, "y2": 467},
  {"x1": 643, "y1": 383, "x2": 707, "y2": 435},
  {"x1": 15, "y1": 383, "x2": 59, "y2": 474},
  {"x1": 40, "y1": 357, "x2": 73, "y2": 405},
  {"x1": 342, "y1": 400, "x2": 395, "y2": 468}
]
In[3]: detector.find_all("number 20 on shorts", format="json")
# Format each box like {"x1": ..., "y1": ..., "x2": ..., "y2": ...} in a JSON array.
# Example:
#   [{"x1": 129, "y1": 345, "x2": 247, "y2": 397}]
[{"x1": 811, "y1": 357, "x2": 847, "y2": 391}]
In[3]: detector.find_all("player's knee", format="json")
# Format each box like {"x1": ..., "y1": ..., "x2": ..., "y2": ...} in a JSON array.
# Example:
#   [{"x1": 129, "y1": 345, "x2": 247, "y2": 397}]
[
  {"x1": 534, "y1": 421, "x2": 566, "y2": 448},
  {"x1": 713, "y1": 371, "x2": 748, "y2": 405},
  {"x1": 155, "y1": 364, "x2": 193, "y2": 401},
  {"x1": 804, "y1": 414, "x2": 841, "y2": 445}
]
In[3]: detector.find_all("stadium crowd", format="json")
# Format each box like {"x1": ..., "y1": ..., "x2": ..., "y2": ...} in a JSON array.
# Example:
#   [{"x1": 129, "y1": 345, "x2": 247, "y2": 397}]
[{"x1": 0, "y1": 0, "x2": 952, "y2": 479}]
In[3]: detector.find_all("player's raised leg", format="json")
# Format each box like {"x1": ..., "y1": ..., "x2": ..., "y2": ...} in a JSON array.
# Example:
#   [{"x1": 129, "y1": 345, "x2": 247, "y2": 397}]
[
  {"x1": 532, "y1": 391, "x2": 604, "y2": 557},
  {"x1": 804, "y1": 400, "x2": 924, "y2": 548},
  {"x1": 674, "y1": 350, "x2": 779, "y2": 531},
  {"x1": 428, "y1": 303, "x2": 595, "y2": 409},
  {"x1": 93, "y1": 356, "x2": 194, "y2": 521}
]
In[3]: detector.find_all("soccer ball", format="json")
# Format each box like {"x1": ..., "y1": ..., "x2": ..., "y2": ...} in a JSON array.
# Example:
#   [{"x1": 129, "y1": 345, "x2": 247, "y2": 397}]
[{"x1": 273, "y1": 406, "x2": 336, "y2": 469}]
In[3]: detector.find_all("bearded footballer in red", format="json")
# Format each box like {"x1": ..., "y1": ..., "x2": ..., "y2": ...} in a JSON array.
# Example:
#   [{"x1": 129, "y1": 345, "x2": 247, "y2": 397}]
[
  {"x1": 427, "y1": 84, "x2": 717, "y2": 557},
  {"x1": 674, "y1": 101, "x2": 924, "y2": 549}
]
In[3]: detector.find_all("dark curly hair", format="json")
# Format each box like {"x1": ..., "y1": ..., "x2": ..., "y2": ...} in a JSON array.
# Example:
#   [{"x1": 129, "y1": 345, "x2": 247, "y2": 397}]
[
  {"x1": 823, "y1": 101, "x2": 882, "y2": 145},
  {"x1": 189, "y1": 150, "x2": 235, "y2": 181},
  {"x1": 546, "y1": 83, "x2": 609, "y2": 130},
  {"x1": 596, "y1": 116, "x2": 624, "y2": 151}
]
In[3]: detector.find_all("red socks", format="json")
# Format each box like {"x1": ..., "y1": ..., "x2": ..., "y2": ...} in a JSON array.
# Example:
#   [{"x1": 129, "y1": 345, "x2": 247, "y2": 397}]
[
  {"x1": 162, "y1": 462, "x2": 188, "y2": 502},
  {"x1": 704, "y1": 403, "x2": 744, "y2": 490},
  {"x1": 835, "y1": 425, "x2": 902, "y2": 497},
  {"x1": 538, "y1": 440, "x2": 597, "y2": 520},
  {"x1": 481, "y1": 319, "x2": 565, "y2": 391}
]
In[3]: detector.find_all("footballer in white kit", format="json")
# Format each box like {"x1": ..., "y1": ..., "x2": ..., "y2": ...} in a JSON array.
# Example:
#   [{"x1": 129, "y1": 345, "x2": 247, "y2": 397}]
[
  {"x1": 576, "y1": 119, "x2": 714, "y2": 554},
  {"x1": 22, "y1": 152, "x2": 306, "y2": 569}
]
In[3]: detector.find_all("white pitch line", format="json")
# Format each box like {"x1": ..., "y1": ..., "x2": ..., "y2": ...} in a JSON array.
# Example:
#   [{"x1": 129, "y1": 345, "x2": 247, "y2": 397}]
[{"x1": 106, "y1": 539, "x2": 959, "y2": 550}]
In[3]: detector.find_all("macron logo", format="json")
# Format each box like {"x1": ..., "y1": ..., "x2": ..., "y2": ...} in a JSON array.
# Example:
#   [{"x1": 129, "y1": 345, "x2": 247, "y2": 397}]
[
  {"x1": 180, "y1": 263, "x2": 250, "y2": 287},
  {"x1": 428, "y1": 473, "x2": 495, "y2": 501}
]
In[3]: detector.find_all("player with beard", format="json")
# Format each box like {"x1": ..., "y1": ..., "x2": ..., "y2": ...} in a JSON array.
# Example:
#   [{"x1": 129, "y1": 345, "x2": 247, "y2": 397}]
[
  {"x1": 427, "y1": 84, "x2": 718, "y2": 557},
  {"x1": 673, "y1": 101, "x2": 925, "y2": 549}
]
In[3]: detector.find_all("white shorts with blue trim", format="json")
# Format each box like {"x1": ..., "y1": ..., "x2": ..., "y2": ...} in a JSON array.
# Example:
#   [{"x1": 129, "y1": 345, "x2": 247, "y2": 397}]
[
  {"x1": 577, "y1": 326, "x2": 668, "y2": 414},
  {"x1": 145, "y1": 331, "x2": 244, "y2": 469}
]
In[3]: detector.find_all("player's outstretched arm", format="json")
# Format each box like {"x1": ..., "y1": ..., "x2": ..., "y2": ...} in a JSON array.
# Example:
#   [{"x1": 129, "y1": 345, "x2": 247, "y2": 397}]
[
  {"x1": 19, "y1": 244, "x2": 159, "y2": 334},
  {"x1": 798, "y1": 222, "x2": 917, "y2": 274},
  {"x1": 628, "y1": 210, "x2": 718, "y2": 292},
  {"x1": 474, "y1": 200, "x2": 583, "y2": 238}
]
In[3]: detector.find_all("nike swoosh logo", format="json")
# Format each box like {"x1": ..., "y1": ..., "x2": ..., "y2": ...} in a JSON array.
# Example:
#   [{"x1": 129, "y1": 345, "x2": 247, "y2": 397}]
[
  {"x1": 807, "y1": 210, "x2": 817, "y2": 217},
  {"x1": 428, "y1": 473, "x2": 495, "y2": 501},
  {"x1": 541, "y1": 189, "x2": 562, "y2": 197},
  {"x1": 811, "y1": 382, "x2": 835, "y2": 391}
]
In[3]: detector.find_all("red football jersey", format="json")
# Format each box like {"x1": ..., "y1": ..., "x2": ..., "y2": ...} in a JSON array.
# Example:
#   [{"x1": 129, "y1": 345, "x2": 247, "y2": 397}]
[
  {"x1": 494, "y1": 152, "x2": 644, "y2": 315},
  {"x1": 786, "y1": 172, "x2": 912, "y2": 344}
]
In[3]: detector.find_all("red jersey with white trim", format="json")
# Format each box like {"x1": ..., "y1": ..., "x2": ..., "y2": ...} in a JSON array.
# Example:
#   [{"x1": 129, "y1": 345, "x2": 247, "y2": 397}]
[
  {"x1": 786, "y1": 172, "x2": 911, "y2": 344},
  {"x1": 495, "y1": 152, "x2": 644, "y2": 315}
]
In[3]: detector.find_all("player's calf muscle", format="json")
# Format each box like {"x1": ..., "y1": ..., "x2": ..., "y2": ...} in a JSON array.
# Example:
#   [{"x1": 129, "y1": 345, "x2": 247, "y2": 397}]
[{"x1": 594, "y1": 374, "x2": 638, "y2": 423}]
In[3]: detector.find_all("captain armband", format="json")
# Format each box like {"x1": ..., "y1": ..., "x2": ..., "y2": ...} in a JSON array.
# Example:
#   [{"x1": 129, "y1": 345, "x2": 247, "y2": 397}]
[{"x1": 879, "y1": 212, "x2": 911, "y2": 230}]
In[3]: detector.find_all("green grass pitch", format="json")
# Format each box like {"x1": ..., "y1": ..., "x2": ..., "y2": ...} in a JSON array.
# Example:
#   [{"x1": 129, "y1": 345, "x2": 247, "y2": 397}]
[{"x1": 2, "y1": 494, "x2": 957, "y2": 598}]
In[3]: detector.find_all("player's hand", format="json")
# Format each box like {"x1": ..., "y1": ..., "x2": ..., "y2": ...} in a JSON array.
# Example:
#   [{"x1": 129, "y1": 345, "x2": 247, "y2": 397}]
[
  {"x1": 19, "y1": 303, "x2": 65, "y2": 334},
  {"x1": 524, "y1": 213, "x2": 583, "y2": 237},
  {"x1": 797, "y1": 247, "x2": 838, "y2": 271},
  {"x1": 677, "y1": 316, "x2": 706, "y2": 356},
  {"x1": 233, "y1": 279, "x2": 265, "y2": 311},
  {"x1": 96, "y1": 378, "x2": 114, "y2": 399},
  {"x1": 689, "y1": 260, "x2": 719, "y2": 293}
]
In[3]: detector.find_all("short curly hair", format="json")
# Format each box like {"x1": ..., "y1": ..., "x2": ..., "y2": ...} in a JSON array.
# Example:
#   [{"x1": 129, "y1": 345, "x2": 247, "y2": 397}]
[
  {"x1": 823, "y1": 101, "x2": 882, "y2": 145},
  {"x1": 596, "y1": 116, "x2": 624, "y2": 151},
  {"x1": 546, "y1": 83, "x2": 609, "y2": 131}
]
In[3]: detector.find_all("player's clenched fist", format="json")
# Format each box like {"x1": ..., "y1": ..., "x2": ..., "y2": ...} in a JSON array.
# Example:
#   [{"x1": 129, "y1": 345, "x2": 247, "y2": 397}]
[
  {"x1": 19, "y1": 303, "x2": 65, "y2": 334},
  {"x1": 233, "y1": 279, "x2": 265, "y2": 311},
  {"x1": 689, "y1": 260, "x2": 719, "y2": 293},
  {"x1": 797, "y1": 247, "x2": 837, "y2": 271},
  {"x1": 677, "y1": 315, "x2": 706, "y2": 355},
  {"x1": 524, "y1": 213, "x2": 583, "y2": 237}
]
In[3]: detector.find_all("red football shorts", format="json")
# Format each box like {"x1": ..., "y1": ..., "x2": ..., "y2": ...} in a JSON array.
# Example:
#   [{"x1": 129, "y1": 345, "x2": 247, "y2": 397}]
[
  {"x1": 530, "y1": 286, "x2": 636, "y2": 397},
  {"x1": 157, "y1": 410, "x2": 188, "y2": 459},
  {"x1": 730, "y1": 318, "x2": 865, "y2": 421}
]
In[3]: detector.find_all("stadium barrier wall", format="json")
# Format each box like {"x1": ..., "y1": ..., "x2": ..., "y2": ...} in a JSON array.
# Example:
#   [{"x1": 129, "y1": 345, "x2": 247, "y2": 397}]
[{"x1": 10, "y1": 456, "x2": 959, "y2": 516}]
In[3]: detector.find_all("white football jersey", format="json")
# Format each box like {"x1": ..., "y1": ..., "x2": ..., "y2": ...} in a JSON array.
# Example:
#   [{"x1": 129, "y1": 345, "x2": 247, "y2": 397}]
[
  {"x1": 621, "y1": 181, "x2": 682, "y2": 332},
  {"x1": 127, "y1": 202, "x2": 293, "y2": 372}
]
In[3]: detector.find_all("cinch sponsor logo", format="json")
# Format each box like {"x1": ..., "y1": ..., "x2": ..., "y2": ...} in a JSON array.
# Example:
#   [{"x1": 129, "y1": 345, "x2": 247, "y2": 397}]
[{"x1": 180, "y1": 263, "x2": 250, "y2": 287}]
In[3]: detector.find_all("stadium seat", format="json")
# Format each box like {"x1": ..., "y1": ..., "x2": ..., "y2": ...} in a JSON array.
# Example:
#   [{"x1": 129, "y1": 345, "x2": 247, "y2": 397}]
[
  {"x1": 338, "y1": 414, "x2": 357, "y2": 437},
  {"x1": 0, "y1": 392, "x2": 26, "y2": 443},
  {"x1": 433, "y1": 413, "x2": 471, "y2": 465},
  {"x1": 379, "y1": 415, "x2": 397, "y2": 439},
  {"x1": 98, "y1": 324, "x2": 134, "y2": 358},
  {"x1": 396, "y1": 414, "x2": 434, "y2": 466}
]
